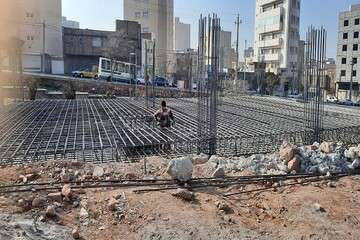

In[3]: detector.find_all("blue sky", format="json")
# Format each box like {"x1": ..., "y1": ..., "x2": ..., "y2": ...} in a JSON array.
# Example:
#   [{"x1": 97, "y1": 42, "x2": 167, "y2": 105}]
[{"x1": 62, "y1": 0, "x2": 360, "y2": 59}]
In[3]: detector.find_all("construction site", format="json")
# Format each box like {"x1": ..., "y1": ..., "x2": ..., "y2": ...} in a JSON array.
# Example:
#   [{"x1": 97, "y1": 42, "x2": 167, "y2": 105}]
[{"x1": 0, "y1": 15, "x2": 360, "y2": 240}]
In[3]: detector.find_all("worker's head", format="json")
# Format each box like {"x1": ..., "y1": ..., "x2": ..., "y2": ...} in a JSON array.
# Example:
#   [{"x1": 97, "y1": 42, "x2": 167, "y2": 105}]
[{"x1": 161, "y1": 100, "x2": 167, "y2": 110}]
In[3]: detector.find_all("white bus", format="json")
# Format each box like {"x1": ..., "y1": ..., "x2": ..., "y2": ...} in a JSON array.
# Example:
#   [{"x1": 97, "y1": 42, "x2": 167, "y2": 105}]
[{"x1": 98, "y1": 57, "x2": 134, "y2": 83}]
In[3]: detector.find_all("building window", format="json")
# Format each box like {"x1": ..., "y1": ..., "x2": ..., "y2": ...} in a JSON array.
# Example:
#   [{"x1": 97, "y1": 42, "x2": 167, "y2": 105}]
[
  {"x1": 135, "y1": 12, "x2": 141, "y2": 19},
  {"x1": 142, "y1": 11, "x2": 149, "y2": 18},
  {"x1": 341, "y1": 70, "x2": 346, "y2": 77},
  {"x1": 342, "y1": 45, "x2": 347, "y2": 51},
  {"x1": 343, "y1": 32, "x2": 348, "y2": 39},
  {"x1": 344, "y1": 20, "x2": 349, "y2": 26},
  {"x1": 353, "y1": 57, "x2": 358, "y2": 64},
  {"x1": 353, "y1": 70, "x2": 357, "y2": 77},
  {"x1": 353, "y1": 44, "x2": 358, "y2": 51},
  {"x1": 354, "y1": 32, "x2": 359, "y2": 39},
  {"x1": 342, "y1": 58, "x2": 347, "y2": 64},
  {"x1": 355, "y1": 18, "x2": 360, "y2": 25},
  {"x1": 92, "y1": 37, "x2": 102, "y2": 47}
]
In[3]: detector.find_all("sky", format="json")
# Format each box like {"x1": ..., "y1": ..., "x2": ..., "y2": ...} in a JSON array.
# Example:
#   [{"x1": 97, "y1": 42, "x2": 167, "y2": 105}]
[{"x1": 62, "y1": 0, "x2": 360, "y2": 59}]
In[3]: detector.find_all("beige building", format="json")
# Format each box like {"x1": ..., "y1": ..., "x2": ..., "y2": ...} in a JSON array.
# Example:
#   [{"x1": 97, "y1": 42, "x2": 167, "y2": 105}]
[
  {"x1": 220, "y1": 30, "x2": 232, "y2": 71},
  {"x1": 0, "y1": 0, "x2": 63, "y2": 73},
  {"x1": 175, "y1": 17, "x2": 190, "y2": 51},
  {"x1": 124, "y1": 0, "x2": 174, "y2": 77},
  {"x1": 254, "y1": 0, "x2": 301, "y2": 93}
]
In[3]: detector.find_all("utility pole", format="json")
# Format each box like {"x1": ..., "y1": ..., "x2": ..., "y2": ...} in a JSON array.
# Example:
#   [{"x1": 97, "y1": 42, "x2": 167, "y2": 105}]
[
  {"x1": 350, "y1": 59, "x2": 355, "y2": 101},
  {"x1": 234, "y1": 14, "x2": 241, "y2": 87},
  {"x1": 145, "y1": 41, "x2": 149, "y2": 108},
  {"x1": 243, "y1": 39, "x2": 247, "y2": 91},
  {"x1": 152, "y1": 41, "x2": 156, "y2": 107},
  {"x1": 42, "y1": 21, "x2": 46, "y2": 73}
]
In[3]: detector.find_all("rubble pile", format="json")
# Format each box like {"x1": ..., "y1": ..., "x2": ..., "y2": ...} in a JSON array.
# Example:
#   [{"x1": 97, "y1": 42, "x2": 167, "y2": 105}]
[{"x1": 205, "y1": 142, "x2": 360, "y2": 175}]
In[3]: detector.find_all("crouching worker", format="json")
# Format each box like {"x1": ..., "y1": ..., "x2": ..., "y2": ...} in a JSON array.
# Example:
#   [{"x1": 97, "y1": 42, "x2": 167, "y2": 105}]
[{"x1": 154, "y1": 100, "x2": 175, "y2": 128}]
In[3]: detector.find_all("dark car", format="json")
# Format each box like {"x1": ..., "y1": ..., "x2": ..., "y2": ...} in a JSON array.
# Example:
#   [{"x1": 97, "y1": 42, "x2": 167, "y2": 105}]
[{"x1": 153, "y1": 77, "x2": 169, "y2": 87}]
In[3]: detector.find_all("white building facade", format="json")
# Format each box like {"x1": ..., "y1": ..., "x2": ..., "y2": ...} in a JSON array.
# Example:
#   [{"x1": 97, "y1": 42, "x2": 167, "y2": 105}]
[
  {"x1": 219, "y1": 30, "x2": 232, "y2": 71},
  {"x1": 336, "y1": 4, "x2": 360, "y2": 100},
  {"x1": 175, "y1": 17, "x2": 190, "y2": 51},
  {"x1": 124, "y1": 0, "x2": 174, "y2": 77},
  {"x1": 20, "y1": 0, "x2": 63, "y2": 73},
  {"x1": 62, "y1": 17, "x2": 80, "y2": 29},
  {"x1": 254, "y1": 0, "x2": 301, "y2": 92}
]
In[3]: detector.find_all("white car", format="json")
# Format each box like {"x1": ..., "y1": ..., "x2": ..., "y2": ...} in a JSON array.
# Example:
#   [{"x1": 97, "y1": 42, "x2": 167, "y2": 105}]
[{"x1": 326, "y1": 96, "x2": 338, "y2": 103}]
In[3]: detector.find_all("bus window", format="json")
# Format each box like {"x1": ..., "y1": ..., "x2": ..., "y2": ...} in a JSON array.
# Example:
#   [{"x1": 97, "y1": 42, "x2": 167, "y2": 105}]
[
  {"x1": 101, "y1": 59, "x2": 107, "y2": 70},
  {"x1": 119, "y1": 63, "x2": 124, "y2": 73},
  {"x1": 125, "y1": 64, "x2": 130, "y2": 73}
]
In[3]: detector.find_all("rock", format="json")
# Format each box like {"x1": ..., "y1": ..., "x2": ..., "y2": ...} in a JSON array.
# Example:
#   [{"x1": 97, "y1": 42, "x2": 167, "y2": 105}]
[
  {"x1": 288, "y1": 155, "x2": 301, "y2": 173},
  {"x1": 215, "y1": 201, "x2": 232, "y2": 214},
  {"x1": 345, "y1": 147, "x2": 357, "y2": 160},
  {"x1": 79, "y1": 207, "x2": 89, "y2": 219},
  {"x1": 124, "y1": 172, "x2": 137, "y2": 179},
  {"x1": 47, "y1": 192, "x2": 63, "y2": 202},
  {"x1": 166, "y1": 156, "x2": 193, "y2": 182},
  {"x1": 212, "y1": 167, "x2": 226, "y2": 178},
  {"x1": 320, "y1": 142, "x2": 334, "y2": 154},
  {"x1": 191, "y1": 154, "x2": 209, "y2": 165},
  {"x1": 32, "y1": 197, "x2": 46, "y2": 208},
  {"x1": 171, "y1": 188, "x2": 194, "y2": 201},
  {"x1": 93, "y1": 166, "x2": 104, "y2": 178},
  {"x1": 45, "y1": 205, "x2": 56, "y2": 218},
  {"x1": 18, "y1": 175, "x2": 27, "y2": 183},
  {"x1": 327, "y1": 182, "x2": 336, "y2": 188},
  {"x1": 72, "y1": 226, "x2": 80, "y2": 239},
  {"x1": 309, "y1": 142, "x2": 319, "y2": 151},
  {"x1": 313, "y1": 203, "x2": 326, "y2": 213},
  {"x1": 61, "y1": 184, "x2": 72, "y2": 201},
  {"x1": 107, "y1": 198, "x2": 118, "y2": 212},
  {"x1": 351, "y1": 159, "x2": 360, "y2": 169},
  {"x1": 279, "y1": 142, "x2": 297, "y2": 162},
  {"x1": 25, "y1": 173, "x2": 38, "y2": 182}
]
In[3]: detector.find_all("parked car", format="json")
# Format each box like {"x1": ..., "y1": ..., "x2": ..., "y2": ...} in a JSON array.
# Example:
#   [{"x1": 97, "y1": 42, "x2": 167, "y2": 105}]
[
  {"x1": 326, "y1": 96, "x2": 338, "y2": 103},
  {"x1": 153, "y1": 77, "x2": 169, "y2": 87},
  {"x1": 72, "y1": 68, "x2": 98, "y2": 79},
  {"x1": 341, "y1": 99, "x2": 354, "y2": 106}
]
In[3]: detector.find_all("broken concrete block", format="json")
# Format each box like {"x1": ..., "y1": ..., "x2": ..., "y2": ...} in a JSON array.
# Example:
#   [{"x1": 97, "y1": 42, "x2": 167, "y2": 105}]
[
  {"x1": 166, "y1": 156, "x2": 193, "y2": 182},
  {"x1": 171, "y1": 188, "x2": 194, "y2": 201},
  {"x1": 279, "y1": 142, "x2": 297, "y2": 162},
  {"x1": 212, "y1": 167, "x2": 225, "y2": 178},
  {"x1": 191, "y1": 153, "x2": 209, "y2": 165},
  {"x1": 93, "y1": 166, "x2": 104, "y2": 178},
  {"x1": 47, "y1": 192, "x2": 63, "y2": 202}
]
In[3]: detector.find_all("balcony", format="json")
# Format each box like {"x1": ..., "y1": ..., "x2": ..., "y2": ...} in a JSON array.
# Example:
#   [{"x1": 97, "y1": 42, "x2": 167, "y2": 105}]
[
  {"x1": 262, "y1": 53, "x2": 281, "y2": 62},
  {"x1": 259, "y1": 38, "x2": 283, "y2": 48},
  {"x1": 260, "y1": 0, "x2": 282, "y2": 7}
]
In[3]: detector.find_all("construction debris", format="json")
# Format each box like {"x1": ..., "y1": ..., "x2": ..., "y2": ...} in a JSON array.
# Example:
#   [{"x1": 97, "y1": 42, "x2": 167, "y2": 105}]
[
  {"x1": 171, "y1": 188, "x2": 194, "y2": 201},
  {"x1": 166, "y1": 156, "x2": 193, "y2": 182}
]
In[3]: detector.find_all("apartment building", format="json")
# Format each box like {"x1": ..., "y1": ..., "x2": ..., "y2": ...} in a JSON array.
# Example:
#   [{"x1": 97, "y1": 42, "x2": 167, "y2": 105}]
[
  {"x1": 175, "y1": 17, "x2": 190, "y2": 51},
  {"x1": 336, "y1": 4, "x2": 360, "y2": 100},
  {"x1": 124, "y1": 0, "x2": 174, "y2": 77},
  {"x1": 254, "y1": 0, "x2": 301, "y2": 93},
  {"x1": 0, "y1": 0, "x2": 63, "y2": 73},
  {"x1": 62, "y1": 17, "x2": 80, "y2": 29}
]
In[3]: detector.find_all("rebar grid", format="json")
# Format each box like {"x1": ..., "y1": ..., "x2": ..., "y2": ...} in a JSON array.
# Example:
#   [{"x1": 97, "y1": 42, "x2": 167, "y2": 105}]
[{"x1": 1, "y1": 96, "x2": 360, "y2": 165}]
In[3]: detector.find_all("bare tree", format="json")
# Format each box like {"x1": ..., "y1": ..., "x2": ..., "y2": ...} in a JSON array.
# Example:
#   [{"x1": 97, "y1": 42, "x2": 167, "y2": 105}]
[{"x1": 103, "y1": 32, "x2": 129, "y2": 82}]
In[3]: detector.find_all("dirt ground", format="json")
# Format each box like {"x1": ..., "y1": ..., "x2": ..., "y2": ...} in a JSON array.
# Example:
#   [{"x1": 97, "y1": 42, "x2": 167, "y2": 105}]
[{"x1": 0, "y1": 157, "x2": 359, "y2": 240}]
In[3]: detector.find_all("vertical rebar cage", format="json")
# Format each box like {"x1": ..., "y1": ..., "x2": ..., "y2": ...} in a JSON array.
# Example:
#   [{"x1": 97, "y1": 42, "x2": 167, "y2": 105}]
[
  {"x1": 197, "y1": 14, "x2": 221, "y2": 155},
  {"x1": 304, "y1": 26, "x2": 327, "y2": 143}
]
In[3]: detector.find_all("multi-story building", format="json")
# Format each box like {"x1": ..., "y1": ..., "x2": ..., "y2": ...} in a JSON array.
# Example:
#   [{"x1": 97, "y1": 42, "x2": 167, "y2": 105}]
[
  {"x1": 0, "y1": 0, "x2": 63, "y2": 74},
  {"x1": 63, "y1": 20, "x2": 141, "y2": 75},
  {"x1": 175, "y1": 17, "x2": 190, "y2": 51},
  {"x1": 219, "y1": 30, "x2": 232, "y2": 71},
  {"x1": 123, "y1": 0, "x2": 174, "y2": 77},
  {"x1": 336, "y1": 4, "x2": 360, "y2": 101},
  {"x1": 62, "y1": 16, "x2": 80, "y2": 29},
  {"x1": 253, "y1": 0, "x2": 301, "y2": 93}
]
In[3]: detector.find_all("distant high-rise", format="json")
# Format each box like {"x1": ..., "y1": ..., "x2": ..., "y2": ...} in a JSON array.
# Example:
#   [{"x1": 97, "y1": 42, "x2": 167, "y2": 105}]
[
  {"x1": 336, "y1": 4, "x2": 360, "y2": 100},
  {"x1": 124, "y1": 0, "x2": 174, "y2": 77},
  {"x1": 62, "y1": 16, "x2": 80, "y2": 29},
  {"x1": 175, "y1": 17, "x2": 190, "y2": 51},
  {"x1": 254, "y1": 0, "x2": 301, "y2": 92},
  {"x1": 219, "y1": 30, "x2": 232, "y2": 70}
]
